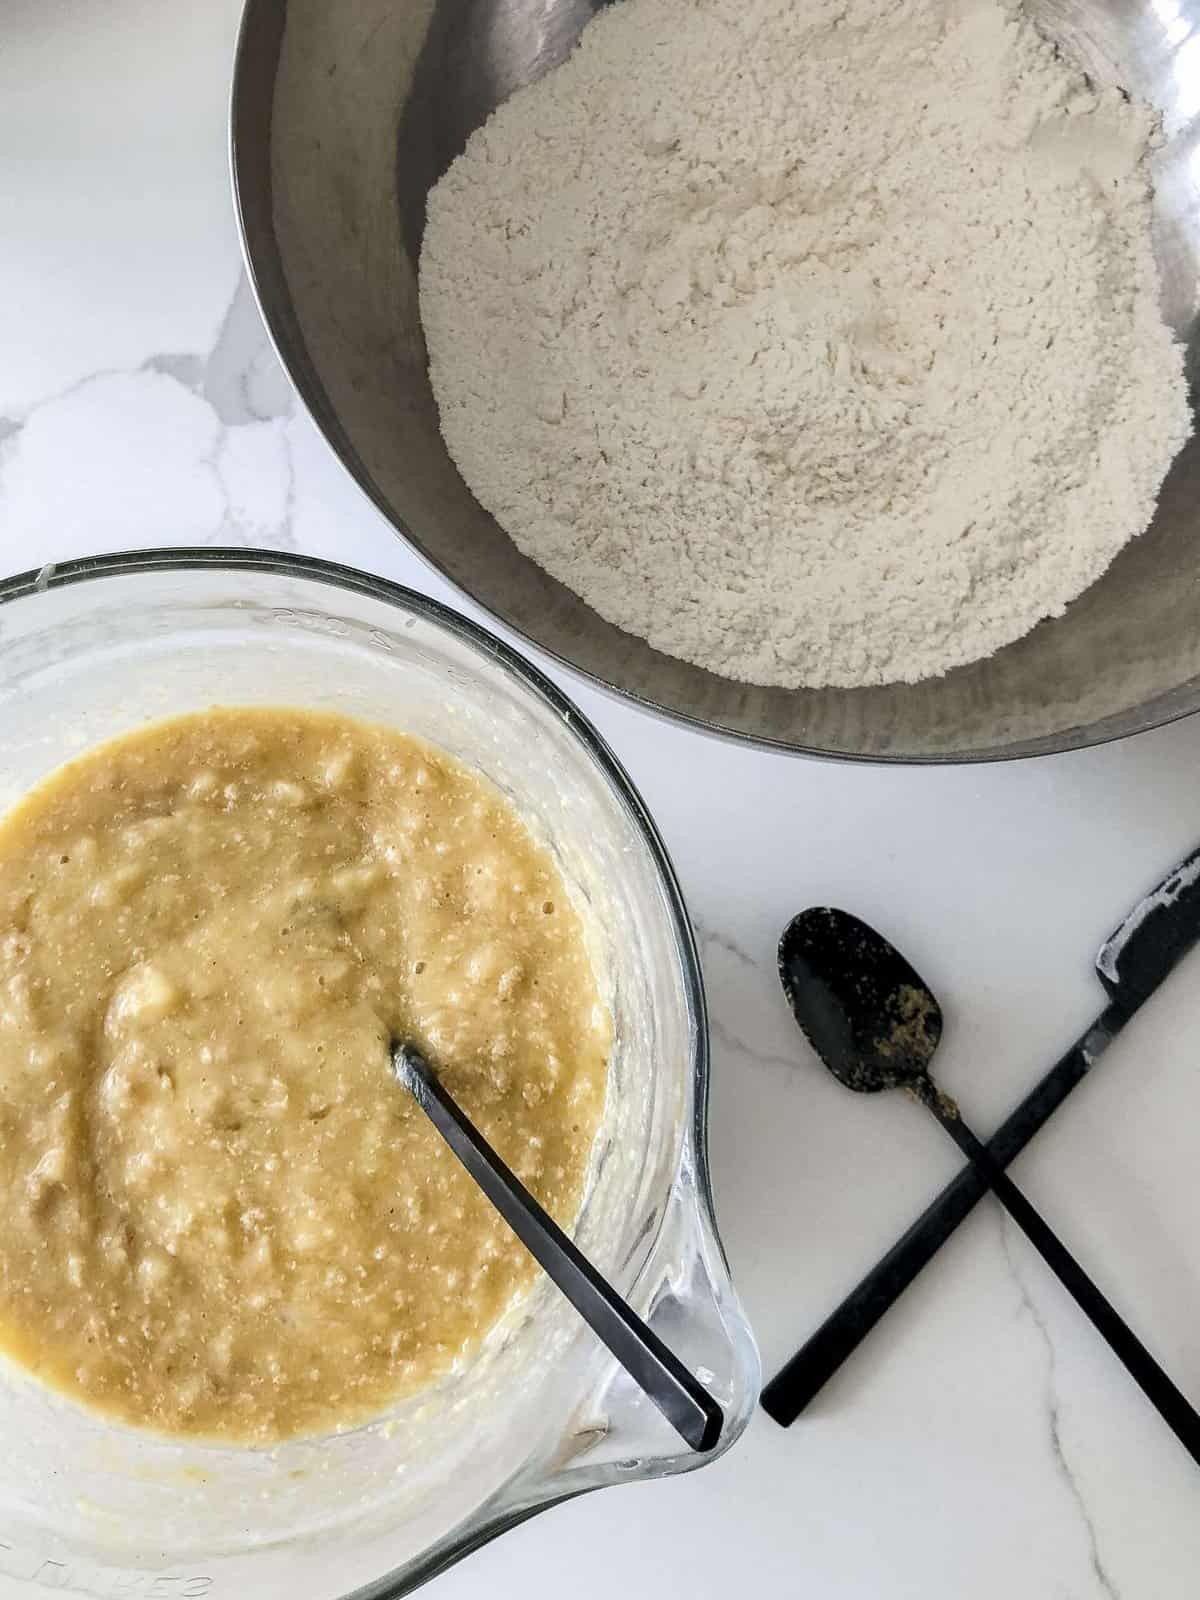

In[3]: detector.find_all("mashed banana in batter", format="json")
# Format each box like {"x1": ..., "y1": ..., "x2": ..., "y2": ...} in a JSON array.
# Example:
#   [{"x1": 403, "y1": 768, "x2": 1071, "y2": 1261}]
[{"x1": 0, "y1": 709, "x2": 609, "y2": 1441}]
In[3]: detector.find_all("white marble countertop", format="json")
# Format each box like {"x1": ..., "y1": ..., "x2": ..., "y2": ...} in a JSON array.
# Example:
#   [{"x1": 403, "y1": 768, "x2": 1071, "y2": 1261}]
[{"x1": 4, "y1": 4, "x2": 1200, "y2": 1597}]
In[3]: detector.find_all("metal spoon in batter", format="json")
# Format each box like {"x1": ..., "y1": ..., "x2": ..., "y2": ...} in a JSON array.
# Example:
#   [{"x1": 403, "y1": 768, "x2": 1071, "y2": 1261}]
[
  {"x1": 779, "y1": 907, "x2": 1200, "y2": 1463},
  {"x1": 391, "y1": 1042, "x2": 724, "y2": 1453}
]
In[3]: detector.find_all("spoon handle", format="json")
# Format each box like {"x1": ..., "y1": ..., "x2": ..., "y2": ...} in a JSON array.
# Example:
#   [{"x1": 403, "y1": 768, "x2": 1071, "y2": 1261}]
[
  {"x1": 914, "y1": 1077, "x2": 1200, "y2": 1468},
  {"x1": 393, "y1": 1044, "x2": 724, "y2": 1454}
]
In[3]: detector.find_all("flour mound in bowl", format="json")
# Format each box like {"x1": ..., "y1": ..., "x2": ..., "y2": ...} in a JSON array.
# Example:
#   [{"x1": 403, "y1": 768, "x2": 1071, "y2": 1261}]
[{"x1": 420, "y1": 0, "x2": 1191, "y2": 689}]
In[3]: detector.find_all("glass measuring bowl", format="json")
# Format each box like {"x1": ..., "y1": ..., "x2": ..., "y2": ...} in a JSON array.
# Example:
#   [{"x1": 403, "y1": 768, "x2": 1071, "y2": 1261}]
[{"x1": 0, "y1": 550, "x2": 759, "y2": 1600}]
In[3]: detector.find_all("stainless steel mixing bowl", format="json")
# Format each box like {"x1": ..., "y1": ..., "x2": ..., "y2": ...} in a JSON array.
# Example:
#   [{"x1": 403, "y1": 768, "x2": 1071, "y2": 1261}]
[{"x1": 231, "y1": 0, "x2": 1200, "y2": 761}]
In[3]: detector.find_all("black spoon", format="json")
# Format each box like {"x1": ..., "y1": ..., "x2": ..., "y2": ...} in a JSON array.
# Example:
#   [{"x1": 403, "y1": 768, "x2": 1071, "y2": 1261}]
[
  {"x1": 775, "y1": 907, "x2": 1200, "y2": 1464},
  {"x1": 391, "y1": 1041, "x2": 723, "y2": 1454}
]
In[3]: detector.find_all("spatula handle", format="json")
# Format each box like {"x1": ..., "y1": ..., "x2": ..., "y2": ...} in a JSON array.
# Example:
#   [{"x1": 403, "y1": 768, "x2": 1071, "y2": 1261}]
[{"x1": 761, "y1": 1006, "x2": 1124, "y2": 1424}]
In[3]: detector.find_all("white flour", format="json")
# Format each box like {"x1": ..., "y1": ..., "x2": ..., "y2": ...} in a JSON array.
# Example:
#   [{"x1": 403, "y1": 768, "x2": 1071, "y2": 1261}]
[{"x1": 420, "y1": 0, "x2": 1191, "y2": 688}]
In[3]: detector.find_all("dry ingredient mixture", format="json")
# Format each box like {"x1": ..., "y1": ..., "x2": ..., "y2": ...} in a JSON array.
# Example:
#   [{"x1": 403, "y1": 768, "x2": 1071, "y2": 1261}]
[
  {"x1": 421, "y1": 0, "x2": 1192, "y2": 689},
  {"x1": 0, "y1": 709, "x2": 609, "y2": 1441}
]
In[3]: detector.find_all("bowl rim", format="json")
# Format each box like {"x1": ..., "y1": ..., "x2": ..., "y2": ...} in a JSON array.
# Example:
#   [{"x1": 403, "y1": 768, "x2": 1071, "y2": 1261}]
[{"x1": 226, "y1": 0, "x2": 1200, "y2": 769}]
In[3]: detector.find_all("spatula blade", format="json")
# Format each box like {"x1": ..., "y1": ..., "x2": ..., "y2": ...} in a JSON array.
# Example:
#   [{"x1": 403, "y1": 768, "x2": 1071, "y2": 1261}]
[{"x1": 1095, "y1": 845, "x2": 1200, "y2": 1015}]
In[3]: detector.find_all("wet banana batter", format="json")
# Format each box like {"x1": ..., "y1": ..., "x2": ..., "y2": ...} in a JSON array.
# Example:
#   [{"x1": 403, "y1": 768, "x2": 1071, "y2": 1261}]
[{"x1": 0, "y1": 709, "x2": 609, "y2": 1441}]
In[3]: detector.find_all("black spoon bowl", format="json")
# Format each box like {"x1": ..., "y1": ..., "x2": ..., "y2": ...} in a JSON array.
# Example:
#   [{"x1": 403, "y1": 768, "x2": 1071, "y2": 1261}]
[
  {"x1": 779, "y1": 907, "x2": 944, "y2": 1097},
  {"x1": 773, "y1": 907, "x2": 1200, "y2": 1465}
]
